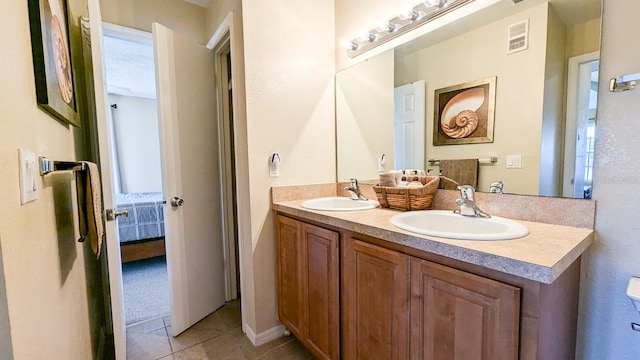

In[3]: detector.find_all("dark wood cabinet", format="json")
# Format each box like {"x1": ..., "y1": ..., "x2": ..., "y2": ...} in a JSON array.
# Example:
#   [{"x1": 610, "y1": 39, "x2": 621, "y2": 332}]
[
  {"x1": 275, "y1": 215, "x2": 340, "y2": 360},
  {"x1": 275, "y1": 215, "x2": 305, "y2": 339},
  {"x1": 342, "y1": 238, "x2": 410, "y2": 360},
  {"x1": 410, "y1": 258, "x2": 520, "y2": 360},
  {"x1": 275, "y1": 213, "x2": 580, "y2": 360}
]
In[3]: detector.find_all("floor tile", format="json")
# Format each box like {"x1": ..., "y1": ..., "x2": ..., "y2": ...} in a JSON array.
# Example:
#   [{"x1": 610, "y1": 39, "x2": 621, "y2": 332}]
[
  {"x1": 125, "y1": 295, "x2": 316, "y2": 359},
  {"x1": 238, "y1": 334, "x2": 294, "y2": 359},
  {"x1": 168, "y1": 312, "x2": 228, "y2": 353},
  {"x1": 126, "y1": 326, "x2": 172, "y2": 360},
  {"x1": 127, "y1": 318, "x2": 166, "y2": 335},
  {"x1": 218, "y1": 300, "x2": 242, "y2": 330},
  {"x1": 198, "y1": 328, "x2": 248, "y2": 360},
  {"x1": 252, "y1": 339, "x2": 315, "y2": 360}
]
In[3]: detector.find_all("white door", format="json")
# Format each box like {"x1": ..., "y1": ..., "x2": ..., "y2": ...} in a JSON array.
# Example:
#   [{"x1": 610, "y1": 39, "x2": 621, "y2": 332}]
[
  {"x1": 563, "y1": 52, "x2": 599, "y2": 198},
  {"x1": 394, "y1": 81, "x2": 425, "y2": 169},
  {"x1": 153, "y1": 22, "x2": 226, "y2": 336},
  {"x1": 86, "y1": 0, "x2": 127, "y2": 358}
]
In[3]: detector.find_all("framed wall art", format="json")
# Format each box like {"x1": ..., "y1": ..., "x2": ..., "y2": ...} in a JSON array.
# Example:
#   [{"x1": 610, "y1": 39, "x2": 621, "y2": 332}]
[
  {"x1": 433, "y1": 76, "x2": 496, "y2": 145},
  {"x1": 27, "y1": 0, "x2": 79, "y2": 126}
]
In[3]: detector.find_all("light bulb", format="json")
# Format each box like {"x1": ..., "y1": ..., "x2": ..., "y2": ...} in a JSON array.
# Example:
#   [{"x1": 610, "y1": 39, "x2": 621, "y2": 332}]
[
  {"x1": 357, "y1": 29, "x2": 377, "y2": 43},
  {"x1": 398, "y1": 5, "x2": 424, "y2": 22},
  {"x1": 376, "y1": 19, "x2": 398, "y2": 33},
  {"x1": 397, "y1": 5, "x2": 418, "y2": 21},
  {"x1": 339, "y1": 38, "x2": 359, "y2": 51},
  {"x1": 424, "y1": 0, "x2": 439, "y2": 7}
]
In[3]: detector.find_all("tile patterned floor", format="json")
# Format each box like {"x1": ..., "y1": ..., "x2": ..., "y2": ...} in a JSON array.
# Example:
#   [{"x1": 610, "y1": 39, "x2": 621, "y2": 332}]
[{"x1": 126, "y1": 300, "x2": 315, "y2": 359}]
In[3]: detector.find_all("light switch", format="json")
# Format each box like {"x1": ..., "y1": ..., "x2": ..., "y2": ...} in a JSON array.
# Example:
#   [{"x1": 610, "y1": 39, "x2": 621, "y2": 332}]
[
  {"x1": 18, "y1": 148, "x2": 38, "y2": 204},
  {"x1": 506, "y1": 155, "x2": 522, "y2": 169}
]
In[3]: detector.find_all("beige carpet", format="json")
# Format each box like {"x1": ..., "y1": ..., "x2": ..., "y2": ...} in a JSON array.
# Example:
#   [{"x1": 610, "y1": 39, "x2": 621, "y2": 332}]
[{"x1": 122, "y1": 256, "x2": 170, "y2": 325}]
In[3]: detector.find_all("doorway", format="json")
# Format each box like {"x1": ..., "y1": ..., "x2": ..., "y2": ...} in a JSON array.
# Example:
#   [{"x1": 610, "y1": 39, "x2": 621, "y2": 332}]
[
  {"x1": 563, "y1": 52, "x2": 599, "y2": 198},
  {"x1": 102, "y1": 24, "x2": 170, "y2": 326},
  {"x1": 212, "y1": 32, "x2": 241, "y2": 302}
]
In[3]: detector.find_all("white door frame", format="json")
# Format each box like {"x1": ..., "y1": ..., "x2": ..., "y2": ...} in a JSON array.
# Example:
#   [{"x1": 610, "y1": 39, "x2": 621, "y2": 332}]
[
  {"x1": 563, "y1": 51, "x2": 599, "y2": 197},
  {"x1": 206, "y1": 11, "x2": 252, "y2": 335},
  {"x1": 210, "y1": 28, "x2": 238, "y2": 302}
]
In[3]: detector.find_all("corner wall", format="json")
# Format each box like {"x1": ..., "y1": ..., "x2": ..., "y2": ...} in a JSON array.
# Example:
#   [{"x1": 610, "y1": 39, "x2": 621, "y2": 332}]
[
  {"x1": 241, "y1": 0, "x2": 336, "y2": 334},
  {"x1": 576, "y1": 0, "x2": 640, "y2": 358},
  {"x1": 0, "y1": 0, "x2": 98, "y2": 357}
]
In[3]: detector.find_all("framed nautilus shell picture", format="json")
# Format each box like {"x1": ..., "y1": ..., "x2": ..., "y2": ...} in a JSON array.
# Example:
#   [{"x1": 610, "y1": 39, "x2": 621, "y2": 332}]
[
  {"x1": 27, "y1": 0, "x2": 79, "y2": 126},
  {"x1": 433, "y1": 77, "x2": 496, "y2": 145}
]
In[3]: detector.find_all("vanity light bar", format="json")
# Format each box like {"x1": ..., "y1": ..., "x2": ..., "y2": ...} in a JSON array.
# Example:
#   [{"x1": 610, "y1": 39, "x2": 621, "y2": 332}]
[{"x1": 344, "y1": 0, "x2": 475, "y2": 58}]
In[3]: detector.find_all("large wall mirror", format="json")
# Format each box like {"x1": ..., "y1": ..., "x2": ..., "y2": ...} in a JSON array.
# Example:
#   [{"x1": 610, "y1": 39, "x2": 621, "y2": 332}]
[{"x1": 336, "y1": 0, "x2": 601, "y2": 198}]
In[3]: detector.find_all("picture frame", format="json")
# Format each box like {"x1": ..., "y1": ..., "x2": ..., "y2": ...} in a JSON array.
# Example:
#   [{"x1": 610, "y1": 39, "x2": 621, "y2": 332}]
[
  {"x1": 433, "y1": 76, "x2": 496, "y2": 145},
  {"x1": 27, "y1": 0, "x2": 79, "y2": 126}
]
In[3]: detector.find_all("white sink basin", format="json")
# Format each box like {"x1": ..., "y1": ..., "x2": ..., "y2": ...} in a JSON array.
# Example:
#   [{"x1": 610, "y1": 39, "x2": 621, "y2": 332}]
[
  {"x1": 390, "y1": 210, "x2": 529, "y2": 240},
  {"x1": 301, "y1": 197, "x2": 379, "y2": 211}
]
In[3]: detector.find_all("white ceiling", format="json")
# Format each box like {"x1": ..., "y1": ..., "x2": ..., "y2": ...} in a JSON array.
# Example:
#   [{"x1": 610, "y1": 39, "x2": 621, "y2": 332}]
[{"x1": 103, "y1": 35, "x2": 157, "y2": 98}]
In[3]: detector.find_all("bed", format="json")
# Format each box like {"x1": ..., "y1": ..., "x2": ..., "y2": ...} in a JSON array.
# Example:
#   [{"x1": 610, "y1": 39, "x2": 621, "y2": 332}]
[{"x1": 115, "y1": 192, "x2": 166, "y2": 262}]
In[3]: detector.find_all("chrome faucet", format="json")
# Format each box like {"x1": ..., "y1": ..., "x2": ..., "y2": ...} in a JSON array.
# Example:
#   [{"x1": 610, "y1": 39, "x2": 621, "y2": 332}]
[
  {"x1": 344, "y1": 178, "x2": 368, "y2": 201},
  {"x1": 454, "y1": 185, "x2": 490, "y2": 218}
]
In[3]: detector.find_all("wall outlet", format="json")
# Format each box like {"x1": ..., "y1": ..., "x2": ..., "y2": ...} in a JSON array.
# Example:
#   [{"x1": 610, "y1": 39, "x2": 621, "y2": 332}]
[
  {"x1": 18, "y1": 148, "x2": 38, "y2": 204},
  {"x1": 506, "y1": 155, "x2": 522, "y2": 169}
]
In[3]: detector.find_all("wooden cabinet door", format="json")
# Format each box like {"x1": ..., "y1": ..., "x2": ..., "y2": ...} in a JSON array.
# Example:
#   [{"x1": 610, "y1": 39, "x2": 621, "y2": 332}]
[
  {"x1": 342, "y1": 238, "x2": 410, "y2": 360},
  {"x1": 275, "y1": 215, "x2": 305, "y2": 339},
  {"x1": 410, "y1": 258, "x2": 521, "y2": 360},
  {"x1": 302, "y1": 224, "x2": 340, "y2": 360}
]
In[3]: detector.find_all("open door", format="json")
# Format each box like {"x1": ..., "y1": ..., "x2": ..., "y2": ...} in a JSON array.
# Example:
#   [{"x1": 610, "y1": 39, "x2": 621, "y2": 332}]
[
  {"x1": 88, "y1": 3, "x2": 226, "y2": 353},
  {"x1": 86, "y1": 0, "x2": 127, "y2": 358},
  {"x1": 153, "y1": 23, "x2": 226, "y2": 336},
  {"x1": 394, "y1": 81, "x2": 426, "y2": 169}
]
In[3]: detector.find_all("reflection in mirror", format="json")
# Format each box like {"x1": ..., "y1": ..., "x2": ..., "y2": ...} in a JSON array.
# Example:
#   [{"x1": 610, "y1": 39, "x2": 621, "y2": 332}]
[{"x1": 336, "y1": 0, "x2": 601, "y2": 198}]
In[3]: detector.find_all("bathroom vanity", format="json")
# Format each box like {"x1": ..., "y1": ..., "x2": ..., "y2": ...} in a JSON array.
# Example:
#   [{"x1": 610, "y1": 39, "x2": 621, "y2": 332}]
[{"x1": 272, "y1": 184, "x2": 594, "y2": 360}]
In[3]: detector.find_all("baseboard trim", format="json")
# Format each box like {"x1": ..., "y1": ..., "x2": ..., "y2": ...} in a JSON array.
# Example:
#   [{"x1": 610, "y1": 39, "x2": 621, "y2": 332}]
[{"x1": 243, "y1": 323, "x2": 286, "y2": 346}]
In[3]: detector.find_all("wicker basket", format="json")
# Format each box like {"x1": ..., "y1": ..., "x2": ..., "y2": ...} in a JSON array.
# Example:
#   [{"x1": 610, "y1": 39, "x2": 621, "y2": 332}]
[{"x1": 373, "y1": 176, "x2": 440, "y2": 211}]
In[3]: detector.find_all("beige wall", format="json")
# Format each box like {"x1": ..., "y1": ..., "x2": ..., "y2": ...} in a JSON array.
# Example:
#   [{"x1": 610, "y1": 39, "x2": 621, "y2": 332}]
[
  {"x1": 0, "y1": 0, "x2": 101, "y2": 358},
  {"x1": 101, "y1": 0, "x2": 206, "y2": 43},
  {"x1": 394, "y1": 4, "x2": 549, "y2": 194},
  {"x1": 539, "y1": 5, "x2": 567, "y2": 196},
  {"x1": 108, "y1": 94, "x2": 162, "y2": 193},
  {"x1": 241, "y1": 0, "x2": 336, "y2": 333},
  {"x1": 577, "y1": 0, "x2": 640, "y2": 358},
  {"x1": 336, "y1": 50, "x2": 394, "y2": 181},
  {"x1": 566, "y1": 17, "x2": 601, "y2": 59}
]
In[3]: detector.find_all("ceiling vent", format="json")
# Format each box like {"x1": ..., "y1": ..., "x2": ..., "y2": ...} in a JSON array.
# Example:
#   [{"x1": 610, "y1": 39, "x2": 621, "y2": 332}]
[{"x1": 507, "y1": 19, "x2": 529, "y2": 54}]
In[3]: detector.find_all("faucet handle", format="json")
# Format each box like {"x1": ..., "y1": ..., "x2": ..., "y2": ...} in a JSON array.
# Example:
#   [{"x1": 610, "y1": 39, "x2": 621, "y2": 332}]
[{"x1": 457, "y1": 185, "x2": 476, "y2": 200}]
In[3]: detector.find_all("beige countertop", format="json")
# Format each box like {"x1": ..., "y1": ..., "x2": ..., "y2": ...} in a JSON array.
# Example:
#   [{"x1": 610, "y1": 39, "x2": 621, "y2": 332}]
[{"x1": 272, "y1": 199, "x2": 594, "y2": 284}]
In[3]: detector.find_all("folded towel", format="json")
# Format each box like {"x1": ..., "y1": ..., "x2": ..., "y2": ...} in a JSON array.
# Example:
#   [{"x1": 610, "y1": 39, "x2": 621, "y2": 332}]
[
  {"x1": 438, "y1": 159, "x2": 479, "y2": 188},
  {"x1": 76, "y1": 161, "x2": 105, "y2": 259},
  {"x1": 438, "y1": 175, "x2": 460, "y2": 190},
  {"x1": 379, "y1": 172, "x2": 397, "y2": 187}
]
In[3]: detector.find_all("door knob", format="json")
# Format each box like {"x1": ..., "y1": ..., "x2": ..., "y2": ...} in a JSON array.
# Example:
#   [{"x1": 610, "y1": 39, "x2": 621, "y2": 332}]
[
  {"x1": 170, "y1": 197, "x2": 184, "y2": 208},
  {"x1": 105, "y1": 208, "x2": 129, "y2": 221}
]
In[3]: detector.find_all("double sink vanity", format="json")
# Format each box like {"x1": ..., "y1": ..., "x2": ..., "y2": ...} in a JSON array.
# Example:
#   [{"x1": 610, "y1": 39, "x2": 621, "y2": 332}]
[{"x1": 272, "y1": 183, "x2": 595, "y2": 360}]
